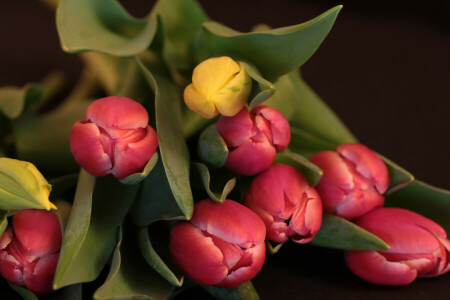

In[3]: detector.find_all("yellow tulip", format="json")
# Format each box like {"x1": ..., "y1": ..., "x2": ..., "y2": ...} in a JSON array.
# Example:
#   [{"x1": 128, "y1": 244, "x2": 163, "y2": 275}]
[
  {"x1": 0, "y1": 157, "x2": 56, "y2": 211},
  {"x1": 184, "y1": 56, "x2": 252, "y2": 119}
]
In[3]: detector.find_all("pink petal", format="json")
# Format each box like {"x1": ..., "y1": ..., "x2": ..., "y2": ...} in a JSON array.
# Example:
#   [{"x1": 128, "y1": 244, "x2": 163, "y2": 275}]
[
  {"x1": 0, "y1": 226, "x2": 13, "y2": 250},
  {"x1": 23, "y1": 253, "x2": 59, "y2": 296},
  {"x1": 335, "y1": 189, "x2": 384, "y2": 220},
  {"x1": 0, "y1": 250, "x2": 24, "y2": 286},
  {"x1": 170, "y1": 222, "x2": 227, "y2": 285},
  {"x1": 345, "y1": 250, "x2": 417, "y2": 285},
  {"x1": 13, "y1": 210, "x2": 62, "y2": 259},
  {"x1": 216, "y1": 107, "x2": 253, "y2": 147},
  {"x1": 205, "y1": 232, "x2": 243, "y2": 271},
  {"x1": 253, "y1": 106, "x2": 290, "y2": 151},
  {"x1": 70, "y1": 121, "x2": 112, "y2": 176},
  {"x1": 336, "y1": 143, "x2": 389, "y2": 194},
  {"x1": 112, "y1": 125, "x2": 158, "y2": 179},
  {"x1": 423, "y1": 234, "x2": 450, "y2": 277},
  {"x1": 191, "y1": 200, "x2": 266, "y2": 247},
  {"x1": 226, "y1": 137, "x2": 275, "y2": 176},
  {"x1": 86, "y1": 96, "x2": 149, "y2": 130}
]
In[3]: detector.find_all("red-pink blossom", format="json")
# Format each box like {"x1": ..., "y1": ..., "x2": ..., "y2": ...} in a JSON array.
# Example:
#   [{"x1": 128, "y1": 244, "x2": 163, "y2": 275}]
[
  {"x1": 70, "y1": 96, "x2": 158, "y2": 179},
  {"x1": 216, "y1": 106, "x2": 290, "y2": 176},
  {"x1": 0, "y1": 210, "x2": 62, "y2": 295},
  {"x1": 169, "y1": 199, "x2": 266, "y2": 288},
  {"x1": 310, "y1": 143, "x2": 389, "y2": 219},
  {"x1": 346, "y1": 207, "x2": 450, "y2": 285},
  {"x1": 244, "y1": 164, "x2": 322, "y2": 244}
]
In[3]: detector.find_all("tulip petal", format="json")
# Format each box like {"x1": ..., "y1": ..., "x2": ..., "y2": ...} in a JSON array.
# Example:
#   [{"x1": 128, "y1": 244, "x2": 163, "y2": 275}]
[
  {"x1": 0, "y1": 250, "x2": 24, "y2": 286},
  {"x1": 0, "y1": 226, "x2": 13, "y2": 250},
  {"x1": 290, "y1": 188, "x2": 323, "y2": 244},
  {"x1": 335, "y1": 189, "x2": 384, "y2": 220},
  {"x1": 205, "y1": 232, "x2": 243, "y2": 271},
  {"x1": 86, "y1": 96, "x2": 149, "y2": 130},
  {"x1": 216, "y1": 108, "x2": 253, "y2": 147},
  {"x1": 13, "y1": 210, "x2": 62, "y2": 259},
  {"x1": 191, "y1": 200, "x2": 266, "y2": 246},
  {"x1": 70, "y1": 121, "x2": 112, "y2": 176},
  {"x1": 170, "y1": 222, "x2": 227, "y2": 285},
  {"x1": 254, "y1": 106, "x2": 290, "y2": 151},
  {"x1": 226, "y1": 138, "x2": 275, "y2": 176},
  {"x1": 23, "y1": 253, "x2": 59, "y2": 296},
  {"x1": 345, "y1": 250, "x2": 417, "y2": 285},
  {"x1": 184, "y1": 84, "x2": 218, "y2": 119}
]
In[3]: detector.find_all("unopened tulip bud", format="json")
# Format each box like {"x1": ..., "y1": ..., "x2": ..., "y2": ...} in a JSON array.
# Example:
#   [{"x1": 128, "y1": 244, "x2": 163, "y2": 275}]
[
  {"x1": 216, "y1": 106, "x2": 290, "y2": 176},
  {"x1": 184, "y1": 56, "x2": 252, "y2": 119},
  {"x1": 244, "y1": 164, "x2": 322, "y2": 244},
  {"x1": 0, "y1": 158, "x2": 56, "y2": 211},
  {"x1": 170, "y1": 199, "x2": 266, "y2": 288},
  {"x1": 345, "y1": 207, "x2": 450, "y2": 285},
  {"x1": 0, "y1": 209, "x2": 62, "y2": 295},
  {"x1": 70, "y1": 96, "x2": 158, "y2": 179},
  {"x1": 310, "y1": 143, "x2": 389, "y2": 219}
]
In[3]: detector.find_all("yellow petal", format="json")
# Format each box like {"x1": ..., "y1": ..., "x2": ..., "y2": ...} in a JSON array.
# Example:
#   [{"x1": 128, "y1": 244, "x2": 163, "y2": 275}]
[
  {"x1": 183, "y1": 84, "x2": 218, "y2": 119},
  {"x1": 212, "y1": 62, "x2": 252, "y2": 116}
]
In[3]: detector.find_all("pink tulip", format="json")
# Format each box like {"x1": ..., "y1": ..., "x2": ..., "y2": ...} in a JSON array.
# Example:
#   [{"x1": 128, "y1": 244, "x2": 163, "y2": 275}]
[
  {"x1": 0, "y1": 209, "x2": 62, "y2": 295},
  {"x1": 216, "y1": 105, "x2": 290, "y2": 176},
  {"x1": 169, "y1": 199, "x2": 266, "y2": 288},
  {"x1": 244, "y1": 164, "x2": 322, "y2": 244},
  {"x1": 345, "y1": 207, "x2": 450, "y2": 285},
  {"x1": 70, "y1": 96, "x2": 158, "y2": 179},
  {"x1": 310, "y1": 143, "x2": 389, "y2": 220}
]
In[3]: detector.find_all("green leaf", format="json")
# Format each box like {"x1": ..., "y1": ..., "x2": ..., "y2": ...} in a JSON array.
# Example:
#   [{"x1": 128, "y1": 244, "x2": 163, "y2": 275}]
[
  {"x1": 0, "y1": 84, "x2": 43, "y2": 119},
  {"x1": 152, "y1": 0, "x2": 208, "y2": 70},
  {"x1": 386, "y1": 180, "x2": 450, "y2": 232},
  {"x1": 8, "y1": 283, "x2": 38, "y2": 300},
  {"x1": 137, "y1": 224, "x2": 184, "y2": 287},
  {"x1": 137, "y1": 58, "x2": 194, "y2": 220},
  {"x1": 202, "y1": 281, "x2": 260, "y2": 300},
  {"x1": 191, "y1": 162, "x2": 236, "y2": 203},
  {"x1": 266, "y1": 70, "x2": 357, "y2": 147},
  {"x1": 378, "y1": 154, "x2": 414, "y2": 194},
  {"x1": 93, "y1": 227, "x2": 174, "y2": 300},
  {"x1": 48, "y1": 284, "x2": 83, "y2": 300},
  {"x1": 57, "y1": 0, "x2": 157, "y2": 56},
  {"x1": 131, "y1": 158, "x2": 185, "y2": 226},
  {"x1": 275, "y1": 152, "x2": 323, "y2": 186},
  {"x1": 119, "y1": 152, "x2": 158, "y2": 185},
  {"x1": 197, "y1": 124, "x2": 229, "y2": 168},
  {"x1": 0, "y1": 210, "x2": 8, "y2": 239},
  {"x1": 310, "y1": 214, "x2": 389, "y2": 250},
  {"x1": 198, "y1": 6, "x2": 342, "y2": 81},
  {"x1": 265, "y1": 240, "x2": 286, "y2": 255},
  {"x1": 53, "y1": 199, "x2": 73, "y2": 235},
  {"x1": 241, "y1": 62, "x2": 275, "y2": 109},
  {"x1": 54, "y1": 170, "x2": 139, "y2": 288}
]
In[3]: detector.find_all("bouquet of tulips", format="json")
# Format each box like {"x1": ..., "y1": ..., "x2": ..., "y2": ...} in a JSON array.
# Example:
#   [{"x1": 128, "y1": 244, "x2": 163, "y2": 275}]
[{"x1": 0, "y1": 0, "x2": 448, "y2": 299}]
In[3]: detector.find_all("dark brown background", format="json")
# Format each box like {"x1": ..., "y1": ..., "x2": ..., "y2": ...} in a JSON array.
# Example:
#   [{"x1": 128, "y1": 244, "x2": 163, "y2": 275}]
[{"x1": 0, "y1": 0, "x2": 449, "y2": 299}]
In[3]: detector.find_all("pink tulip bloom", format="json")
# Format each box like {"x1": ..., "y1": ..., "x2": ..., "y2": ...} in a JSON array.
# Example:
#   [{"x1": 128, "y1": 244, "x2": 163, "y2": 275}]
[
  {"x1": 346, "y1": 207, "x2": 450, "y2": 285},
  {"x1": 216, "y1": 106, "x2": 290, "y2": 176},
  {"x1": 70, "y1": 96, "x2": 158, "y2": 179},
  {"x1": 169, "y1": 199, "x2": 266, "y2": 288},
  {"x1": 244, "y1": 164, "x2": 322, "y2": 244},
  {"x1": 0, "y1": 210, "x2": 62, "y2": 295},
  {"x1": 310, "y1": 143, "x2": 389, "y2": 219}
]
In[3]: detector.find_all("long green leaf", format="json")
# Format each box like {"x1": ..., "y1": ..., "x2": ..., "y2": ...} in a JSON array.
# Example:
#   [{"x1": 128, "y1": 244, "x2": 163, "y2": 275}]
[
  {"x1": 191, "y1": 162, "x2": 236, "y2": 203},
  {"x1": 93, "y1": 227, "x2": 174, "y2": 300},
  {"x1": 0, "y1": 210, "x2": 7, "y2": 237},
  {"x1": 378, "y1": 154, "x2": 414, "y2": 194},
  {"x1": 136, "y1": 58, "x2": 194, "y2": 220},
  {"x1": 202, "y1": 281, "x2": 260, "y2": 300},
  {"x1": 54, "y1": 171, "x2": 139, "y2": 288},
  {"x1": 242, "y1": 62, "x2": 275, "y2": 109},
  {"x1": 0, "y1": 84, "x2": 43, "y2": 119},
  {"x1": 198, "y1": 6, "x2": 342, "y2": 81},
  {"x1": 310, "y1": 214, "x2": 389, "y2": 250},
  {"x1": 8, "y1": 283, "x2": 38, "y2": 300},
  {"x1": 386, "y1": 180, "x2": 450, "y2": 232},
  {"x1": 57, "y1": 0, "x2": 157, "y2": 56}
]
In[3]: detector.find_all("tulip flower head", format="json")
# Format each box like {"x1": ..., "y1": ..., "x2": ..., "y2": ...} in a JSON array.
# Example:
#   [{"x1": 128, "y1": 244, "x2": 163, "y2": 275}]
[
  {"x1": 216, "y1": 105, "x2": 290, "y2": 176},
  {"x1": 70, "y1": 96, "x2": 158, "y2": 179},
  {"x1": 183, "y1": 56, "x2": 252, "y2": 119},
  {"x1": 310, "y1": 143, "x2": 389, "y2": 220},
  {"x1": 169, "y1": 199, "x2": 266, "y2": 288},
  {"x1": 244, "y1": 164, "x2": 322, "y2": 244},
  {"x1": 345, "y1": 207, "x2": 450, "y2": 285},
  {"x1": 0, "y1": 209, "x2": 62, "y2": 295}
]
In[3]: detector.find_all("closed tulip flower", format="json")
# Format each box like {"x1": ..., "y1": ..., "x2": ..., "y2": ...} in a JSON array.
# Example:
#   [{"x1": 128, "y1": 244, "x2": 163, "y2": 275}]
[
  {"x1": 244, "y1": 164, "x2": 322, "y2": 244},
  {"x1": 310, "y1": 143, "x2": 389, "y2": 220},
  {"x1": 0, "y1": 209, "x2": 62, "y2": 295},
  {"x1": 345, "y1": 207, "x2": 450, "y2": 285},
  {"x1": 183, "y1": 56, "x2": 252, "y2": 119},
  {"x1": 169, "y1": 199, "x2": 266, "y2": 288},
  {"x1": 216, "y1": 105, "x2": 290, "y2": 176},
  {"x1": 70, "y1": 96, "x2": 158, "y2": 179}
]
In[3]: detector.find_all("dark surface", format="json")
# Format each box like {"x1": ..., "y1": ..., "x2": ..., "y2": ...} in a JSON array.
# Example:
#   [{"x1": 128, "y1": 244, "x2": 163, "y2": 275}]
[{"x1": 0, "y1": 0, "x2": 449, "y2": 299}]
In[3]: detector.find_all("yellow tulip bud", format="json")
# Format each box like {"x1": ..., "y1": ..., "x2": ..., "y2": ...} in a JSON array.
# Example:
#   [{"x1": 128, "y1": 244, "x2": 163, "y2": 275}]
[
  {"x1": 183, "y1": 56, "x2": 252, "y2": 119},
  {"x1": 0, "y1": 158, "x2": 56, "y2": 211}
]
